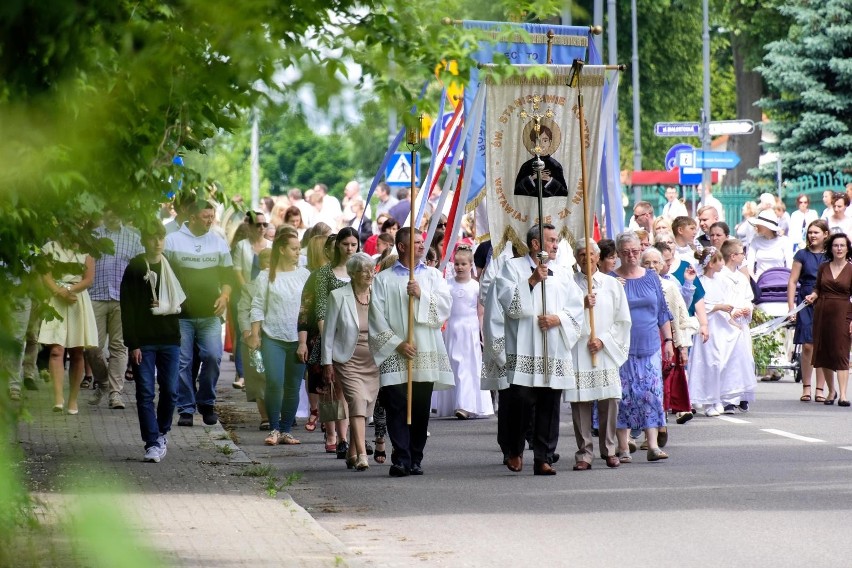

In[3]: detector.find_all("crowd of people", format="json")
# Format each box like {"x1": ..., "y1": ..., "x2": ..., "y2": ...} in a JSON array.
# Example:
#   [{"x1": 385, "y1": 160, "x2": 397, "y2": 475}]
[{"x1": 5, "y1": 180, "x2": 851, "y2": 474}]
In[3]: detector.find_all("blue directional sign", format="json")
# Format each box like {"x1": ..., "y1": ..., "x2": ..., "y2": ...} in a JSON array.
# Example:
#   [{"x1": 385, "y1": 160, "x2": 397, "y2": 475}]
[
  {"x1": 654, "y1": 122, "x2": 700, "y2": 137},
  {"x1": 678, "y1": 167, "x2": 702, "y2": 186},
  {"x1": 694, "y1": 150, "x2": 741, "y2": 170}
]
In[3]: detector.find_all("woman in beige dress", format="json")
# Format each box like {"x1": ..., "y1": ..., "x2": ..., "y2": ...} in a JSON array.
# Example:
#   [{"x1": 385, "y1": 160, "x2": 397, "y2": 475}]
[
  {"x1": 38, "y1": 241, "x2": 99, "y2": 414},
  {"x1": 321, "y1": 253, "x2": 381, "y2": 471}
]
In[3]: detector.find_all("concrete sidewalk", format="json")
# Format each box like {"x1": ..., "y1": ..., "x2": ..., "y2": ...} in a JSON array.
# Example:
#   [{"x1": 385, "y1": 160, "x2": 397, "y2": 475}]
[{"x1": 14, "y1": 361, "x2": 360, "y2": 568}]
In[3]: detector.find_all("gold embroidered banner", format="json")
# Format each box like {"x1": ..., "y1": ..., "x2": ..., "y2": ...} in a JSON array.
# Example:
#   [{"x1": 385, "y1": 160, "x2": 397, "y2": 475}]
[{"x1": 484, "y1": 64, "x2": 607, "y2": 255}]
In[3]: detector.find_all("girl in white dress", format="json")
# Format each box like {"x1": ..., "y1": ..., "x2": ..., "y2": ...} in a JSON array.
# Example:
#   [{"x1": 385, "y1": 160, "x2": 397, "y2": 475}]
[
  {"x1": 38, "y1": 242, "x2": 99, "y2": 414},
  {"x1": 433, "y1": 246, "x2": 494, "y2": 419},
  {"x1": 689, "y1": 247, "x2": 755, "y2": 416},
  {"x1": 718, "y1": 239, "x2": 757, "y2": 412}
]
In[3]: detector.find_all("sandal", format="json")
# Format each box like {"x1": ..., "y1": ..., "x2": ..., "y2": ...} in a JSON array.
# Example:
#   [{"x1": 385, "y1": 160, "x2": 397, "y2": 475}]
[
  {"x1": 373, "y1": 438, "x2": 387, "y2": 464},
  {"x1": 305, "y1": 408, "x2": 319, "y2": 432},
  {"x1": 800, "y1": 383, "x2": 812, "y2": 402},
  {"x1": 324, "y1": 432, "x2": 337, "y2": 453},
  {"x1": 814, "y1": 387, "x2": 826, "y2": 403}
]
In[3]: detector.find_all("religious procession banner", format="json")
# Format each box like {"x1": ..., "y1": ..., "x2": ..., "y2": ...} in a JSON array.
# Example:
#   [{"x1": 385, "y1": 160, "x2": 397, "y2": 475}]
[
  {"x1": 462, "y1": 21, "x2": 592, "y2": 210},
  {"x1": 484, "y1": 64, "x2": 607, "y2": 255}
]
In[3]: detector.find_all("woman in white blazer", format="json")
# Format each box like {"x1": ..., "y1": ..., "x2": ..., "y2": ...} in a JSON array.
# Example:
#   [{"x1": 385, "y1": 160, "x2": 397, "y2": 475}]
[{"x1": 322, "y1": 253, "x2": 380, "y2": 471}]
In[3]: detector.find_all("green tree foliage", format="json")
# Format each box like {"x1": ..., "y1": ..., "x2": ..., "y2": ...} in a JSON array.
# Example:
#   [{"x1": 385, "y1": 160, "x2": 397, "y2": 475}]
[
  {"x1": 612, "y1": 0, "x2": 737, "y2": 171},
  {"x1": 0, "y1": 0, "x2": 565, "y2": 551},
  {"x1": 713, "y1": 0, "x2": 789, "y2": 188},
  {"x1": 758, "y1": 0, "x2": 852, "y2": 178}
]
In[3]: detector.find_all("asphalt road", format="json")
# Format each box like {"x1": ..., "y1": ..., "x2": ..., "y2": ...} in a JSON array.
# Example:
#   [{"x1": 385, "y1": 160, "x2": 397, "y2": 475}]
[{"x1": 218, "y1": 371, "x2": 852, "y2": 568}]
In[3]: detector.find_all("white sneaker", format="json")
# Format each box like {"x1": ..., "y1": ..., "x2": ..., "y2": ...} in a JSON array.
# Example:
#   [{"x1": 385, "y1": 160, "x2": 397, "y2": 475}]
[
  {"x1": 704, "y1": 406, "x2": 721, "y2": 417},
  {"x1": 157, "y1": 435, "x2": 168, "y2": 458},
  {"x1": 714, "y1": 403, "x2": 725, "y2": 414},
  {"x1": 144, "y1": 446, "x2": 163, "y2": 463}
]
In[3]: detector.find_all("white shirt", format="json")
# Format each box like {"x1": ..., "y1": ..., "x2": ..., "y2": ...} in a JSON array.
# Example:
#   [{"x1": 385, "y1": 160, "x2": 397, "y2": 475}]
[
  {"x1": 788, "y1": 209, "x2": 819, "y2": 249},
  {"x1": 250, "y1": 268, "x2": 310, "y2": 342},
  {"x1": 662, "y1": 199, "x2": 689, "y2": 220},
  {"x1": 746, "y1": 235, "x2": 793, "y2": 278}
]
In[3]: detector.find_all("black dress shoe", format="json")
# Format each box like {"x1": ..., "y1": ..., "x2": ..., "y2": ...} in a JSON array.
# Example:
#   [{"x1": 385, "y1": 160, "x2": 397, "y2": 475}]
[
  {"x1": 551, "y1": 453, "x2": 560, "y2": 464},
  {"x1": 534, "y1": 462, "x2": 557, "y2": 476},
  {"x1": 336, "y1": 441, "x2": 349, "y2": 459},
  {"x1": 840, "y1": 399, "x2": 851, "y2": 407},
  {"x1": 410, "y1": 464, "x2": 423, "y2": 476},
  {"x1": 389, "y1": 464, "x2": 409, "y2": 478}
]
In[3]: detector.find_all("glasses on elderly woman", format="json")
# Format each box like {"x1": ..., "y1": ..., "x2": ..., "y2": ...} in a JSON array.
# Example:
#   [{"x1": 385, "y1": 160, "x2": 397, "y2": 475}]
[{"x1": 619, "y1": 248, "x2": 642, "y2": 256}]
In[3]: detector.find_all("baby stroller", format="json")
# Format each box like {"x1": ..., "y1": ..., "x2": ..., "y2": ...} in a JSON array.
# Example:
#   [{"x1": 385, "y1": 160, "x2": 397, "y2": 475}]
[{"x1": 753, "y1": 267, "x2": 801, "y2": 382}]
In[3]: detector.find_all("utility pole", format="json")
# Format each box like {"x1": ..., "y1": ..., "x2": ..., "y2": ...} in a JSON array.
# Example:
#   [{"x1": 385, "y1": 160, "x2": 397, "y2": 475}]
[
  {"x1": 593, "y1": 0, "x2": 603, "y2": 56},
  {"x1": 631, "y1": 0, "x2": 641, "y2": 205},
  {"x1": 562, "y1": 0, "x2": 572, "y2": 26},
  {"x1": 701, "y1": 0, "x2": 711, "y2": 203}
]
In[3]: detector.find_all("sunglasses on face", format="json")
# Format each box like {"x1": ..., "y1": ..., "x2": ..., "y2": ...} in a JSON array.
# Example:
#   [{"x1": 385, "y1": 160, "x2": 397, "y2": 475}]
[
  {"x1": 437, "y1": 223, "x2": 447, "y2": 229},
  {"x1": 255, "y1": 222, "x2": 268, "y2": 227}
]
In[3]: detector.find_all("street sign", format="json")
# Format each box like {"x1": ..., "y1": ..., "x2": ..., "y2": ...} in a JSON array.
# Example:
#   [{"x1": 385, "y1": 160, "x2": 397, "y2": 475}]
[
  {"x1": 678, "y1": 166, "x2": 702, "y2": 185},
  {"x1": 677, "y1": 149, "x2": 696, "y2": 168},
  {"x1": 385, "y1": 152, "x2": 420, "y2": 187},
  {"x1": 708, "y1": 119, "x2": 755, "y2": 136},
  {"x1": 694, "y1": 150, "x2": 741, "y2": 170},
  {"x1": 654, "y1": 122, "x2": 700, "y2": 137},
  {"x1": 665, "y1": 143, "x2": 694, "y2": 171}
]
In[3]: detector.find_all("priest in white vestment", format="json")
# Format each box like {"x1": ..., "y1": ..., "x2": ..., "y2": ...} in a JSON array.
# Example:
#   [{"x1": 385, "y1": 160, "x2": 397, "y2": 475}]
[
  {"x1": 369, "y1": 227, "x2": 453, "y2": 477},
  {"x1": 568, "y1": 240, "x2": 631, "y2": 470},
  {"x1": 493, "y1": 224, "x2": 584, "y2": 476}
]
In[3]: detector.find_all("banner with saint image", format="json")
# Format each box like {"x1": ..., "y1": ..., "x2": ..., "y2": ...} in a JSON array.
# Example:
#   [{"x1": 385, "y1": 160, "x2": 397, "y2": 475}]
[{"x1": 484, "y1": 64, "x2": 607, "y2": 255}]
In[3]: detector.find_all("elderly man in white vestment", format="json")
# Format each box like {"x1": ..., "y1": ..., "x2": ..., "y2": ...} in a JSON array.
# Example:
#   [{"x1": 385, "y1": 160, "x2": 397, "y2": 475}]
[
  {"x1": 369, "y1": 227, "x2": 454, "y2": 478},
  {"x1": 568, "y1": 241, "x2": 631, "y2": 470},
  {"x1": 494, "y1": 224, "x2": 585, "y2": 476}
]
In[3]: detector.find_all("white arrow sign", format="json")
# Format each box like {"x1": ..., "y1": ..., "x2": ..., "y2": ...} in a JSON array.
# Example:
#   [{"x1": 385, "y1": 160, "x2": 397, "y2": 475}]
[{"x1": 709, "y1": 119, "x2": 755, "y2": 136}]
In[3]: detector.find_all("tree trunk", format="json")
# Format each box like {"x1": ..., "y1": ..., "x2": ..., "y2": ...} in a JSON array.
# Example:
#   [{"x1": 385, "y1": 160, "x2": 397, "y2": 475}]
[{"x1": 727, "y1": 35, "x2": 763, "y2": 189}]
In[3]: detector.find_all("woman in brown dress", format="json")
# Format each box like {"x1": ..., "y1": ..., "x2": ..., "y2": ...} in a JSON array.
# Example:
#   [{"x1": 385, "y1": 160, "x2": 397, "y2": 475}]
[
  {"x1": 321, "y1": 253, "x2": 381, "y2": 471},
  {"x1": 806, "y1": 233, "x2": 852, "y2": 406}
]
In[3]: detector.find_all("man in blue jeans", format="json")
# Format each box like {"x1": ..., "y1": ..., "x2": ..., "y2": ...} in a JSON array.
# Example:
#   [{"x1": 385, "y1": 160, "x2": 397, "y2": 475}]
[
  {"x1": 121, "y1": 223, "x2": 185, "y2": 462},
  {"x1": 165, "y1": 198, "x2": 233, "y2": 427}
]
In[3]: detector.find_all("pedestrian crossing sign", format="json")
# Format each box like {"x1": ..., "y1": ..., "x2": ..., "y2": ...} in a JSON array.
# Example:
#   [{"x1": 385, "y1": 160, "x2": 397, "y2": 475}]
[{"x1": 385, "y1": 152, "x2": 420, "y2": 187}]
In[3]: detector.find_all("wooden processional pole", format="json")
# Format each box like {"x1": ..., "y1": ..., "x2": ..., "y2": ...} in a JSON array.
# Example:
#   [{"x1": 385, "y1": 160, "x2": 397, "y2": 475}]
[
  {"x1": 572, "y1": 59, "x2": 597, "y2": 366},
  {"x1": 405, "y1": 116, "x2": 422, "y2": 425}
]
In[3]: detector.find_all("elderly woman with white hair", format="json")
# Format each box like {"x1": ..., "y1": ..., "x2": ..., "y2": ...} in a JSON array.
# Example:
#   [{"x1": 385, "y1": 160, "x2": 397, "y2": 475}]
[
  {"x1": 611, "y1": 232, "x2": 674, "y2": 463},
  {"x1": 567, "y1": 240, "x2": 631, "y2": 470},
  {"x1": 322, "y1": 252, "x2": 381, "y2": 471}
]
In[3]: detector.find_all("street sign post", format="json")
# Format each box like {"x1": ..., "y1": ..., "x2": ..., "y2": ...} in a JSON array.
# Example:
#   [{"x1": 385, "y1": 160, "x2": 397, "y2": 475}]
[
  {"x1": 708, "y1": 119, "x2": 755, "y2": 136},
  {"x1": 654, "y1": 122, "x2": 700, "y2": 137}
]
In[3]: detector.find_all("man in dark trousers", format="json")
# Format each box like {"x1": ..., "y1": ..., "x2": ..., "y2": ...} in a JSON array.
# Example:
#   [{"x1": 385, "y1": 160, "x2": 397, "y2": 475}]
[{"x1": 368, "y1": 227, "x2": 454, "y2": 477}]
